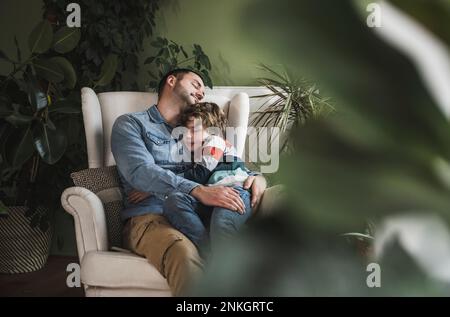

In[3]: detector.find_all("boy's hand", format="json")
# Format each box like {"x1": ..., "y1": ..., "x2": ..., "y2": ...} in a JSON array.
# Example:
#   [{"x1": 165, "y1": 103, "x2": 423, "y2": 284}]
[
  {"x1": 128, "y1": 190, "x2": 151, "y2": 204},
  {"x1": 243, "y1": 175, "x2": 267, "y2": 208}
]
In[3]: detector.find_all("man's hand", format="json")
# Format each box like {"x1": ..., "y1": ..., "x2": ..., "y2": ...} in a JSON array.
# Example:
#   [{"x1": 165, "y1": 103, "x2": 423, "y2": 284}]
[
  {"x1": 128, "y1": 190, "x2": 151, "y2": 204},
  {"x1": 191, "y1": 185, "x2": 246, "y2": 214},
  {"x1": 243, "y1": 175, "x2": 267, "y2": 208}
]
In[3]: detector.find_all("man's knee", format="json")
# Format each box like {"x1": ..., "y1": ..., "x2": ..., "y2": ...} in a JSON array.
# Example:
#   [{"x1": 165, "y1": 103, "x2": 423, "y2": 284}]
[{"x1": 164, "y1": 236, "x2": 201, "y2": 264}]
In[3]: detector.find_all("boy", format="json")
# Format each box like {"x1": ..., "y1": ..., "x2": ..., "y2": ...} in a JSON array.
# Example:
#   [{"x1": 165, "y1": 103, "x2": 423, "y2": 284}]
[{"x1": 164, "y1": 102, "x2": 254, "y2": 255}]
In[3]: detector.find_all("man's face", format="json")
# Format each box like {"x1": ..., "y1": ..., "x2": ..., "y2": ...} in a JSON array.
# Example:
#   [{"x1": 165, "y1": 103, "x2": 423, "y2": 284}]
[{"x1": 172, "y1": 72, "x2": 205, "y2": 106}]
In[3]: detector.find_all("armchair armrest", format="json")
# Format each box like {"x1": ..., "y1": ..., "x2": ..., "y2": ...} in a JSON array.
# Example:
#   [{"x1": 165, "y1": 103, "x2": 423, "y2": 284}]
[
  {"x1": 61, "y1": 186, "x2": 109, "y2": 262},
  {"x1": 255, "y1": 185, "x2": 285, "y2": 217}
]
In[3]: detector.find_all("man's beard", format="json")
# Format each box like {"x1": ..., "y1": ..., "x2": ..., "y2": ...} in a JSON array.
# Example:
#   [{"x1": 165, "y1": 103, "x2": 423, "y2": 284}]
[{"x1": 173, "y1": 83, "x2": 196, "y2": 106}]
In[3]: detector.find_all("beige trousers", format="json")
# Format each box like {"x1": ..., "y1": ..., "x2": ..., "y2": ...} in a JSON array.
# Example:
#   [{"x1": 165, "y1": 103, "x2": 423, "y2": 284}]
[{"x1": 123, "y1": 213, "x2": 203, "y2": 296}]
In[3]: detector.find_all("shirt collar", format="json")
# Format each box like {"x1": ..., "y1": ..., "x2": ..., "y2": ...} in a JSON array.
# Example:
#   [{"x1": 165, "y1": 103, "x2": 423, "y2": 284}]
[
  {"x1": 147, "y1": 104, "x2": 165, "y2": 124},
  {"x1": 147, "y1": 104, "x2": 183, "y2": 128}
]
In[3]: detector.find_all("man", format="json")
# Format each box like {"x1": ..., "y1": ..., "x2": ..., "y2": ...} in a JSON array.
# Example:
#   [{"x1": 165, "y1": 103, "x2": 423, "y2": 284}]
[{"x1": 111, "y1": 68, "x2": 267, "y2": 296}]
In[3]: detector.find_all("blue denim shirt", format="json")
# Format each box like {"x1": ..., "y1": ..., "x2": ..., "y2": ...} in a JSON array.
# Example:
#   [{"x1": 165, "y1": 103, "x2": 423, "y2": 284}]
[{"x1": 111, "y1": 105, "x2": 199, "y2": 220}]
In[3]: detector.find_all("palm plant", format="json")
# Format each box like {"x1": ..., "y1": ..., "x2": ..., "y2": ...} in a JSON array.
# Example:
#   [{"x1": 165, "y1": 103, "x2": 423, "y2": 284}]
[{"x1": 251, "y1": 64, "x2": 334, "y2": 152}]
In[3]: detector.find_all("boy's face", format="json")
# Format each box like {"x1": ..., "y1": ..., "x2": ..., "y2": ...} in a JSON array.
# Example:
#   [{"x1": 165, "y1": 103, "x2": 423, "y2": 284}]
[{"x1": 184, "y1": 117, "x2": 206, "y2": 152}]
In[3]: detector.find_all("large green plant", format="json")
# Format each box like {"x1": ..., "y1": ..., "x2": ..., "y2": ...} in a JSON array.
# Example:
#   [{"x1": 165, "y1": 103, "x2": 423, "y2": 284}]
[
  {"x1": 0, "y1": 20, "x2": 88, "y2": 230},
  {"x1": 144, "y1": 37, "x2": 213, "y2": 89},
  {"x1": 43, "y1": 0, "x2": 160, "y2": 91}
]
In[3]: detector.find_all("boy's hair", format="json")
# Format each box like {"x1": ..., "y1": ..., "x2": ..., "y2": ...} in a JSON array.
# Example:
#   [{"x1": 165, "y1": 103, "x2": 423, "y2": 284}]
[
  {"x1": 180, "y1": 102, "x2": 227, "y2": 134},
  {"x1": 157, "y1": 68, "x2": 204, "y2": 96}
]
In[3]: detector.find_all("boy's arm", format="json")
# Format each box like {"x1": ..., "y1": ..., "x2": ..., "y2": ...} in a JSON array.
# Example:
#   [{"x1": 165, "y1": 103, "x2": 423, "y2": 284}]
[
  {"x1": 183, "y1": 135, "x2": 226, "y2": 184},
  {"x1": 183, "y1": 163, "x2": 213, "y2": 184}
]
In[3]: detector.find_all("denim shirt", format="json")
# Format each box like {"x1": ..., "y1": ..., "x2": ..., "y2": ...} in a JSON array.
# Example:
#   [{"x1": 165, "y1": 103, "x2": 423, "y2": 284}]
[{"x1": 111, "y1": 105, "x2": 198, "y2": 220}]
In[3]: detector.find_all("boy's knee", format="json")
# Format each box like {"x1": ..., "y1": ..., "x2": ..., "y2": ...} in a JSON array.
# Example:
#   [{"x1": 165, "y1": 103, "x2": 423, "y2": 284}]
[{"x1": 163, "y1": 192, "x2": 192, "y2": 213}]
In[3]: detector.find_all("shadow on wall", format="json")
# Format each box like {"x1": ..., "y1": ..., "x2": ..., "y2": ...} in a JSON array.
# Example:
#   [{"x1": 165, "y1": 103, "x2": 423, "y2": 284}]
[{"x1": 212, "y1": 52, "x2": 234, "y2": 86}]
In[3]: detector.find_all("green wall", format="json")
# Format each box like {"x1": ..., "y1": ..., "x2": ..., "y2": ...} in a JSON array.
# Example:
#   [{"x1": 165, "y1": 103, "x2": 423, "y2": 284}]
[{"x1": 138, "y1": 0, "x2": 279, "y2": 88}]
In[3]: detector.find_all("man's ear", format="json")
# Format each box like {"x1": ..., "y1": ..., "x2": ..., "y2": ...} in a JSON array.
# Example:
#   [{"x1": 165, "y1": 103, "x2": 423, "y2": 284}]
[{"x1": 166, "y1": 74, "x2": 177, "y2": 88}]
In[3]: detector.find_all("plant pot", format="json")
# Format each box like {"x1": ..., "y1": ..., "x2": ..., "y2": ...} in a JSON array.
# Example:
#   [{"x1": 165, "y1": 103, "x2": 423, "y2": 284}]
[{"x1": 0, "y1": 206, "x2": 53, "y2": 273}]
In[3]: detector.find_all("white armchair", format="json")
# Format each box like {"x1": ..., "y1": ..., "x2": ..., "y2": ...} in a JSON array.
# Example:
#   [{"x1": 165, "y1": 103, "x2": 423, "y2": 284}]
[{"x1": 61, "y1": 86, "x2": 281, "y2": 296}]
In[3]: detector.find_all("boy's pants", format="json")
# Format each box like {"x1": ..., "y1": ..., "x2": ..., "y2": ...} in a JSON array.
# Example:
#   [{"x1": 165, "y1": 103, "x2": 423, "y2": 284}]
[{"x1": 162, "y1": 186, "x2": 253, "y2": 254}]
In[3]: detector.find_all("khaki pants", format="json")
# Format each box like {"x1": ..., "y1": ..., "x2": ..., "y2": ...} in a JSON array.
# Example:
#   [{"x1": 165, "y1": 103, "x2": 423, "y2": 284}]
[{"x1": 123, "y1": 213, "x2": 203, "y2": 296}]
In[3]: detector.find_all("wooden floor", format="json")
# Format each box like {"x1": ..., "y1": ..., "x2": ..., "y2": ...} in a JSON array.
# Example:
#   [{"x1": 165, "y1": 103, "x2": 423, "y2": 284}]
[{"x1": 0, "y1": 256, "x2": 84, "y2": 297}]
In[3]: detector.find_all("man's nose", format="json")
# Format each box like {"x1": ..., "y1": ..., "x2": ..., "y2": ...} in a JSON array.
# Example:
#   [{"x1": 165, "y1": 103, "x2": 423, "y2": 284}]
[{"x1": 196, "y1": 91, "x2": 204, "y2": 100}]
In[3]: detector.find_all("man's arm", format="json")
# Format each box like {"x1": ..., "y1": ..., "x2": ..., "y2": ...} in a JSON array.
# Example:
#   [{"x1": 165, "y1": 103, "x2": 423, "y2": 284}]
[
  {"x1": 111, "y1": 115, "x2": 199, "y2": 195},
  {"x1": 112, "y1": 116, "x2": 246, "y2": 212}
]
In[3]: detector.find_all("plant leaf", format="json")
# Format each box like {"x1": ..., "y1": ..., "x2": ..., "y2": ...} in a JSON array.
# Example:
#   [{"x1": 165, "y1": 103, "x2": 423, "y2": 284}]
[
  {"x1": 33, "y1": 58, "x2": 64, "y2": 83},
  {"x1": 94, "y1": 54, "x2": 118, "y2": 87},
  {"x1": 0, "y1": 95, "x2": 13, "y2": 118},
  {"x1": 24, "y1": 69, "x2": 48, "y2": 112},
  {"x1": 0, "y1": 50, "x2": 13, "y2": 63},
  {"x1": 28, "y1": 20, "x2": 53, "y2": 54},
  {"x1": 5, "y1": 104, "x2": 34, "y2": 126},
  {"x1": 14, "y1": 36, "x2": 21, "y2": 62},
  {"x1": 199, "y1": 54, "x2": 211, "y2": 70},
  {"x1": 144, "y1": 56, "x2": 155, "y2": 65},
  {"x1": 180, "y1": 46, "x2": 188, "y2": 59},
  {"x1": 49, "y1": 56, "x2": 77, "y2": 89},
  {"x1": 32, "y1": 122, "x2": 67, "y2": 164},
  {"x1": 48, "y1": 99, "x2": 81, "y2": 114},
  {"x1": 52, "y1": 26, "x2": 81, "y2": 54}
]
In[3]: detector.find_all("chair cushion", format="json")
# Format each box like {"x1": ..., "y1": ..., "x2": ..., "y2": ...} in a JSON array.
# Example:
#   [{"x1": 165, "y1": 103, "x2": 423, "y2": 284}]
[
  {"x1": 71, "y1": 166, "x2": 123, "y2": 248},
  {"x1": 81, "y1": 251, "x2": 170, "y2": 291}
]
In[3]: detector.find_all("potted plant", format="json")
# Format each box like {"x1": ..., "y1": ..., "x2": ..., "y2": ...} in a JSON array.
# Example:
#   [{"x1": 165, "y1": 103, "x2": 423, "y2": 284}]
[
  {"x1": 0, "y1": 19, "x2": 84, "y2": 273},
  {"x1": 251, "y1": 63, "x2": 334, "y2": 153}
]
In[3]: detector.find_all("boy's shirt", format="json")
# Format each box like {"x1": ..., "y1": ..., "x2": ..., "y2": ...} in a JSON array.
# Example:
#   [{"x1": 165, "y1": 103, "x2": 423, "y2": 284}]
[{"x1": 183, "y1": 134, "x2": 252, "y2": 187}]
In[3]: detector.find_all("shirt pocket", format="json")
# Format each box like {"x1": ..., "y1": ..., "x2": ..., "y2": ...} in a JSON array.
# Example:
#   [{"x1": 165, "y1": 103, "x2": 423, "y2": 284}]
[{"x1": 145, "y1": 131, "x2": 171, "y2": 163}]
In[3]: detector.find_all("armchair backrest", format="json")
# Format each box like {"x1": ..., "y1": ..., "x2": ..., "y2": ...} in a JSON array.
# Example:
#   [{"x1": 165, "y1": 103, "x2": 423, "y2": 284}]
[{"x1": 80, "y1": 87, "x2": 253, "y2": 168}]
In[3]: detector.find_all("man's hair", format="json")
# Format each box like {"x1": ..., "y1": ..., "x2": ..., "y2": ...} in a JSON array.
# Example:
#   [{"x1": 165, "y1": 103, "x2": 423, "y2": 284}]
[
  {"x1": 157, "y1": 68, "x2": 204, "y2": 96},
  {"x1": 180, "y1": 102, "x2": 227, "y2": 134}
]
